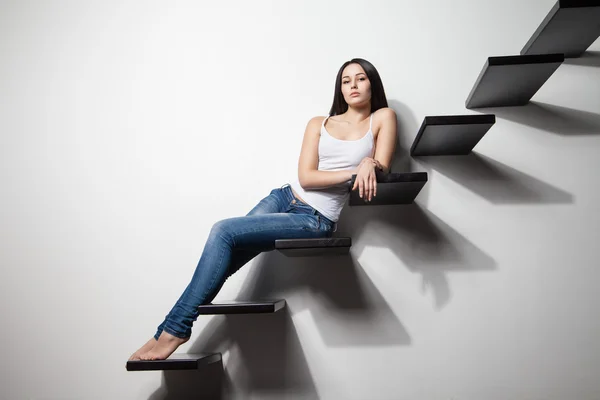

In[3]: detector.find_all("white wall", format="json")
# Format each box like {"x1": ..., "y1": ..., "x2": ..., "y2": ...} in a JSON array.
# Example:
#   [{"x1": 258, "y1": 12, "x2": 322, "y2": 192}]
[{"x1": 1, "y1": 0, "x2": 599, "y2": 399}]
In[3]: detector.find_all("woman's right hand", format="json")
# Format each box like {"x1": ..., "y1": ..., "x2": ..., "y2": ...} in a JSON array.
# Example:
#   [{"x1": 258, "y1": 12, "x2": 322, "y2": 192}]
[{"x1": 350, "y1": 160, "x2": 378, "y2": 202}]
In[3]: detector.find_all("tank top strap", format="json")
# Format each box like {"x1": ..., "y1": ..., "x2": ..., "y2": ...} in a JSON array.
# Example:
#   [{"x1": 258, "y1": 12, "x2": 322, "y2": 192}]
[
  {"x1": 321, "y1": 115, "x2": 330, "y2": 134},
  {"x1": 369, "y1": 112, "x2": 373, "y2": 131}
]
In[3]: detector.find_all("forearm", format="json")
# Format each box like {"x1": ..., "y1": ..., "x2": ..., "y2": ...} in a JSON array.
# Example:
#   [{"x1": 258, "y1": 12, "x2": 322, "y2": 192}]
[
  {"x1": 362, "y1": 157, "x2": 387, "y2": 173},
  {"x1": 299, "y1": 157, "x2": 388, "y2": 190},
  {"x1": 299, "y1": 169, "x2": 356, "y2": 190}
]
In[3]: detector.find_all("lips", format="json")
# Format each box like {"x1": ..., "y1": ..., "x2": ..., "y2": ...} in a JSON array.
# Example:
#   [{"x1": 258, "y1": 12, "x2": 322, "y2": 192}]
[{"x1": 350, "y1": 92, "x2": 360, "y2": 97}]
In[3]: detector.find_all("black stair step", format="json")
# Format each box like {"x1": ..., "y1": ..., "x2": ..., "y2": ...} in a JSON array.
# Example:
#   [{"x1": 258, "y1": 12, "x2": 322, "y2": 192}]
[
  {"x1": 349, "y1": 172, "x2": 428, "y2": 206},
  {"x1": 197, "y1": 299, "x2": 286, "y2": 315},
  {"x1": 126, "y1": 353, "x2": 221, "y2": 371},
  {"x1": 275, "y1": 237, "x2": 351, "y2": 257},
  {"x1": 410, "y1": 114, "x2": 496, "y2": 156},
  {"x1": 465, "y1": 54, "x2": 564, "y2": 109},
  {"x1": 521, "y1": 0, "x2": 600, "y2": 58}
]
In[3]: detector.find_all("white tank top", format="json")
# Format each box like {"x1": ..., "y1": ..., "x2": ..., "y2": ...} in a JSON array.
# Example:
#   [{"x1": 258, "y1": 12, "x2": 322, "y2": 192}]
[{"x1": 289, "y1": 113, "x2": 375, "y2": 222}]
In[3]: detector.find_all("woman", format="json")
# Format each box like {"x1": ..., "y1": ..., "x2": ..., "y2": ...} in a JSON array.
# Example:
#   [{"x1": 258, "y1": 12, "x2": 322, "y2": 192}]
[{"x1": 129, "y1": 58, "x2": 397, "y2": 361}]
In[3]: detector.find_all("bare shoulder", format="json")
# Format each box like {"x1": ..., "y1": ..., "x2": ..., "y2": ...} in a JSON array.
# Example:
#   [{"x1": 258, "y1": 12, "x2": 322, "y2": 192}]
[
  {"x1": 308, "y1": 115, "x2": 327, "y2": 126},
  {"x1": 374, "y1": 107, "x2": 397, "y2": 122},
  {"x1": 372, "y1": 108, "x2": 397, "y2": 141},
  {"x1": 304, "y1": 116, "x2": 327, "y2": 135}
]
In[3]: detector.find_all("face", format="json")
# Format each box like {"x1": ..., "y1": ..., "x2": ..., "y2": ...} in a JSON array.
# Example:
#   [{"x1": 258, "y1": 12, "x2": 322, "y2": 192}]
[{"x1": 341, "y1": 63, "x2": 372, "y2": 106}]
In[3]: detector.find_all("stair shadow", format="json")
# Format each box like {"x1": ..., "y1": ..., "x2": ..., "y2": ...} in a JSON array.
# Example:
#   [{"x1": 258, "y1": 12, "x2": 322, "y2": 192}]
[
  {"x1": 148, "y1": 309, "x2": 319, "y2": 400},
  {"x1": 338, "y1": 203, "x2": 496, "y2": 309},
  {"x1": 147, "y1": 360, "x2": 225, "y2": 400},
  {"x1": 474, "y1": 101, "x2": 600, "y2": 136},
  {"x1": 415, "y1": 152, "x2": 574, "y2": 204},
  {"x1": 563, "y1": 50, "x2": 600, "y2": 68},
  {"x1": 218, "y1": 311, "x2": 318, "y2": 399},
  {"x1": 147, "y1": 247, "x2": 411, "y2": 397},
  {"x1": 388, "y1": 99, "x2": 419, "y2": 173},
  {"x1": 238, "y1": 251, "x2": 411, "y2": 347}
]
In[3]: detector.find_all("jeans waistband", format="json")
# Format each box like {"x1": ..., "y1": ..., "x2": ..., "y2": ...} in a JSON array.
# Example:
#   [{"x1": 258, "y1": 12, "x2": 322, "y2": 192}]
[{"x1": 280, "y1": 183, "x2": 336, "y2": 228}]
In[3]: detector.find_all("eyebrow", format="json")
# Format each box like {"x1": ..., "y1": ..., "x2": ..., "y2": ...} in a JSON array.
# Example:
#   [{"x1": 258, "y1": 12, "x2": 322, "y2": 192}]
[{"x1": 342, "y1": 73, "x2": 366, "y2": 79}]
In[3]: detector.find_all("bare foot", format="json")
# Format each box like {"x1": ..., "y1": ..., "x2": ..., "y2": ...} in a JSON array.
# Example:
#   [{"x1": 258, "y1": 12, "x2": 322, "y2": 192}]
[
  {"x1": 139, "y1": 331, "x2": 189, "y2": 360},
  {"x1": 128, "y1": 337, "x2": 157, "y2": 361}
]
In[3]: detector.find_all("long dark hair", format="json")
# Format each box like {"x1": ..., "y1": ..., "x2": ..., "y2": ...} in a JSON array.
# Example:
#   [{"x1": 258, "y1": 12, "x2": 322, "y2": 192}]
[{"x1": 328, "y1": 58, "x2": 388, "y2": 116}]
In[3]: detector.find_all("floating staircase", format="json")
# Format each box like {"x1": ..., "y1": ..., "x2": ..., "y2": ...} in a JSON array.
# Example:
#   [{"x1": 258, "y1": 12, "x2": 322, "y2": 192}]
[
  {"x1": 521, "y1": 0, "x2": 600, "y2": 58},
  {"x1": 126, "y1": 353, "x2": 221, "y2": 372},
  {"x1": 410, "y1": 115, "x2": 496, "y2": 156},
  {"x1": 128, "y1": 0, "x2": 600, "y2": 374},
  {"x1": 465, "y1": 54, "x2": 564, "y2": 109},
  {"x1": 196, "y1": 299, "x2": 286, "y2": 315},
  {"x1": 275, "y1": 237, "x2": 351, "y2": 257},
  {"x1": 348, "y1": 171, "x2": 428, "y2": 206}
]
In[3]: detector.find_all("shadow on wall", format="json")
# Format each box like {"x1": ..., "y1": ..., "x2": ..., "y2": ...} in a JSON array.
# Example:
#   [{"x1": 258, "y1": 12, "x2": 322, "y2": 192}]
[
  {"x1": 147, "y1": 304, "x2": 321, "y2": 399},
  {"x1": 146, "y1": 254, "x2": 414, "y2": 398},
  {"x1": 145, "y1": 248, "x2": 414, "y2": 397},
  {"x1": 414, "y1": 152, "x2": 574, "y2": 205},
  {"x1": 387, "y1": 99, "x2": 419, "y2": 173},
  {"x1": 147, "y1": 360, "x2": 225, "y2": 400},
  {"x1": 337, "y1": 202, "x2": 497, "y2": 309},
  {"x1": 474, "y1": 101, "x2": 600, "y2": 136},
  {"x1": 563, "y1": 50, "x2": 600, "y2": 68},
  {"x1": 240, "y1": 251, "x2": 412, "y2": 347}
]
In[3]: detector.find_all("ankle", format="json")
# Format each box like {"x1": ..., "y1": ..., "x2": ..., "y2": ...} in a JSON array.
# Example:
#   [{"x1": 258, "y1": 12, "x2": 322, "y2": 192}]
[{"x1": 158, "y1": 331, "x2": 189, "y2": 343}]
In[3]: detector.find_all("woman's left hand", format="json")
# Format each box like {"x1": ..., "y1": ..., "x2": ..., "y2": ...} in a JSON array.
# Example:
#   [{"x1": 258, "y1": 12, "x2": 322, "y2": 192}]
[{"x1": 351, "y1": 158, "x2": 379, "y2": 202}]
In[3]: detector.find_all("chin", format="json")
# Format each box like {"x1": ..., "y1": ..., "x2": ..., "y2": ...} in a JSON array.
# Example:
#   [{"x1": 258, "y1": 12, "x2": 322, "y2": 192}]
[{"x1": 348, "y1": 98, "x2": 367, "y2": 105}]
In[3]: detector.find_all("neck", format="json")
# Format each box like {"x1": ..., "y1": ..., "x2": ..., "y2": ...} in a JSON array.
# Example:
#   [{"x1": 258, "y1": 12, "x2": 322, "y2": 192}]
[{"x1": 341, "y1": 104, "x2": 371, "y2": 124}]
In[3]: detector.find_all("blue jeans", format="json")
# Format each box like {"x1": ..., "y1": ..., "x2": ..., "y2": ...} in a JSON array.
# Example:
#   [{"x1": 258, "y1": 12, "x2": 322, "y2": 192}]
[{"x1": 154, "y1": 183, "x2": 336, "y2": 339}]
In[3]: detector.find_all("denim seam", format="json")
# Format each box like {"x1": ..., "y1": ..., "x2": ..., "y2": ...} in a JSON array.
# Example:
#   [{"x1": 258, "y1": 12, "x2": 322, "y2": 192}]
[
  {"x1": 202, "y1": 242, "x2": 228, "y2": 300},
  {"x1": 229, "y1": 223, "x2": 327, "y2": 245},
  {"x1": 161, "y1": 243, "x2": 227, "y2": 340}
]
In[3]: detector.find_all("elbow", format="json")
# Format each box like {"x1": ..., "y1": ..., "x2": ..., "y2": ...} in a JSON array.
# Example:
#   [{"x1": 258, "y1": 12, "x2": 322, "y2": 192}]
[
  {"x1": 298, "y1": 172, "x2": 306, "y2": 189},
  {"x1": 299, "y1": 178, "x2": 311, "y2": 190},
  {"x1": 298, "y1": 170, "x2": 312, "y2": 189}
]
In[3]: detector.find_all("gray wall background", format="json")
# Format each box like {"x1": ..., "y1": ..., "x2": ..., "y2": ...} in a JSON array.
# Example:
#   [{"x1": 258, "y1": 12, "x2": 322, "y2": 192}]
[{"x1": 1, "y1": 0, "x2": 599, "y2": 399}]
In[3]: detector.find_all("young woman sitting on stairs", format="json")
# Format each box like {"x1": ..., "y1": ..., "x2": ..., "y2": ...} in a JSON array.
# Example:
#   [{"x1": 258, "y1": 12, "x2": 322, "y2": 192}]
[{"x1": 128, "y1": 58, "x2": 397, "y2": 361}]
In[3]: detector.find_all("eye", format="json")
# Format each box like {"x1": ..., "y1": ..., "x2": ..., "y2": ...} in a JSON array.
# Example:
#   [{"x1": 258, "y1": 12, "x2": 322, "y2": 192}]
[{"x1": 342, "y1": 81, "x2": 349, "y2": 84}]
